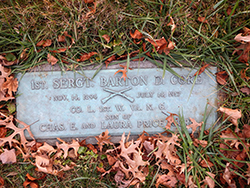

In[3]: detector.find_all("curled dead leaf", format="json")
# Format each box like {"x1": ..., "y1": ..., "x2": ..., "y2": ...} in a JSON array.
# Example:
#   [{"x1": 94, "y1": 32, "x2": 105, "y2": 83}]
[
  {"x1": 194, "y1": 63, "x2": 209, "y2": 76},
  {"x1": 2, "y1": 75, "x2": 18, "y2": 97},
  {"x1": 219, "y1": 107, "x2": 241, "y2": 132},
  {"x1": 216, "y1": 71, "x2": 228, "y2": 85},
  {"x1": 130, "y1": 29, "x2": 143, "y2": 40},
  {"x1": 36, "y1": 39, "x2": 52, "y2": 47},
  {"x1": 114, "y1": 64, "x2": 130, "y2": 81},
  {"x1": 47, "y1": 54, "x2": 58, "y2": 65},
  {"x1": 240, "y1": 87, "x2": 250, "y2": 95},
  {"x1": 76, "y1": 52, "x2": 97, "y2": 62},
  {"x1": 0, "y1": 148, "x2": 16, "y2": 164},
  {"x1": 234, "y1": 33, "x2": 250, "y2": 43},
  {"x1": 102, "y1": 34, "x2": 110, "y2": 43},
  {"x1": 105, "y1": 55, "x2": 116, "y2": 68},
  {"x1": 198, "y1": 17, "x2": 208, "y2": 24}
]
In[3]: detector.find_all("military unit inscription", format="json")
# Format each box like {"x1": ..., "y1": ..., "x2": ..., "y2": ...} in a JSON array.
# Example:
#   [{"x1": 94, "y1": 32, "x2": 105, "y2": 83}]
[{"x1": 16, "y1": 67, "x2": 217, "y2": 140}]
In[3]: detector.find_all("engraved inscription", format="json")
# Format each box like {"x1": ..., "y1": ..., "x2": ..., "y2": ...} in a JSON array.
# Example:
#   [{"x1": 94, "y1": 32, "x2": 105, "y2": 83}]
[{"x1": 17, "y1": 67, "x2": 217, "y2": 139}]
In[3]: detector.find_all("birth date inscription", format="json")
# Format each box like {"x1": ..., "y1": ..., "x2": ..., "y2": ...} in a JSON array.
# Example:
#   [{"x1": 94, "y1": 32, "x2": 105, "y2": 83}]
[{"x1": 16, "y1": 67, "x2": 217, "y2": 140}]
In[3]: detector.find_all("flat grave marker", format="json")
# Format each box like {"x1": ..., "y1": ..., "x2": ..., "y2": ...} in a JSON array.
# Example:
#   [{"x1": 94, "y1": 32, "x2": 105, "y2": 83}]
[{"x1": 16, "y1": 64, "x2": 217, "y2": 143}]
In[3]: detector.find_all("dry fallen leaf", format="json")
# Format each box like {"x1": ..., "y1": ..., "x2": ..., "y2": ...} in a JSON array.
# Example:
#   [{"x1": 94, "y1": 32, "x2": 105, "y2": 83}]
[
  {"x1": 223, "y1": 163, "x2": 237, "y2": 188},
  {"x1": 0, "y1": 176, "x2": 4, "y2": 187},
  {"x1": 186, "y1": 118, "x2": 203, "y2": 135},
  {"x1": 216, "y1": 71, "x2": 228, "y2": 85},
  {"x1": 234, "y1": 33, "x2": 250, "y2": 43},
  {"x1": 130, "y1": 29, "x2": 143, "y2": 40},
  {"x1": 114, "y1": 64, "x2": 129, "y2": 81},
  {"x1": 194, "y1": 63, "x2": 209, "y2": 76},
  {"x1": 47, "y1": 53, "x2": 58, "y2": 65},
  {"x1": 146, "y1": 37, "x2": 175, "y2": 55},
  {"x1": 2, "y1": 75, "x2": 18, "y2": 97},
  {"x1": 0, "y1": 117, "x2": 35, "y2": 148},
  {"x1": 102, "y1": 34, "x2": 110, "y2": 43},
  {"x1": 105, "y1": 55, "x2": 116, "y2": 68},
  {"x1": 240, "y1": 87, "x2": 250, "y2": 95},
  {"x1": 56, "y1": 138, "x2": 80, "y2": 159},
  {"x1": 156, "y1": 174, "x2": 178, "y2": 188},
  {"x1": 165, "y1": 112, "x2": 178, "y2": 130},
  {"x1": 84, "y1": 0, "x2": 94, "y2": 3},
  {"x1": 219, "y1": 107, "x2": 242, "y2": 132},
  {"x1": 95, "y1": 130, "x2": 113, "y2": 152},
  {"x1": 76, "y1": 52, "x2": 97, "y2": 62},
  {"x1": 23, "y1": 173, "x2": 46, "y2": 188},
  {"x1": 198, "y1": 17, "x2": 208, "y2": 24},
  {"x1": 49, "y1": 48, "x2": 67, "y2": 53},
  {"x1": 0, "y1": 148, "x2": 16, "y2": 164},
  {"x1": 167, "y1": 16, "x2": 177, "y2": 32},
  {"x1": 204, "y1": 172, "x2": 215, "y2": 188}
]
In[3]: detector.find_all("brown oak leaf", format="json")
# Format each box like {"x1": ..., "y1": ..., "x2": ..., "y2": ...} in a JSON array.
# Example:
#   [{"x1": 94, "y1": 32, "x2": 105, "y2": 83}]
[
  {"x1": 165, "y1": 112, "x2": 178, "y2": 130},
  {"x1": 76, "y1": 52, "x2": 97, "y2": 62},
  {"x1": 0, "y1": 117, "x2": 35, "y2": 148},
  {"x1": 219, "y1": 107, "x2": 241, "y2": 132},
  {"x1": 105, "y1": 55, "x2": 116, "y2": 68},
  {"x1": 235, "y1": 33, "x2": 250, "y2": 43},
  {"x1": 56, "y1": 138, "x2": 79, "y2": 159},
  {"x1": 130, "y1": 30, "x2": 143, "y2": 40},
  {"x1": 203, "y1": 172, "x2": 215, "y2": 188},
  {"x1": 36, "y1": 39, "x2": 52, "y2": 47},
  {"x1": 154, "y1": 134, "x2": 181, "y2": 164},
  {"x1": 2, "y1": 75, "x2": 18, "y2": 97},
  {"x1": 95, "y1": 129, "x2": 113, "y2": 152},
  {"x1": 156, "y1": 174, "x2": 178, "y2": 188},
  {"x1": 114, "y1": 64, "x2": 129, "y2": 81},
  {"x1": 0, "y1": 148, "x2": 16, "y2": 164},
  {"x1": 186, "y1": 118, "x2": 203, "y2": 135}
]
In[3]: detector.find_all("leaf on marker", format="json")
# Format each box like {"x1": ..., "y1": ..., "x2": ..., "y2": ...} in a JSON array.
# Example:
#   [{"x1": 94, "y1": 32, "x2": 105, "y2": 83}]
[
  {"x1": 0, "y1": 148, "x2": 16, "y2": 164},
  {"x1": 36, "y1": 39, "x2": 52, "y2": 47},
  {"x1": 114, "y1": 64, "x2": 129, "y2": 81},
  {"x1": 105, "y1": 55, "x2": 116, "y2": 68},
  {"x1": 186, "y1": 118, "x2": 203, "y2": 135},
  {"x1": 165, "y1": 112, "x2": 178, "y2": 130},
  {"x1": 194, "y1": 63, "x2": 209, "y2": 76}
]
